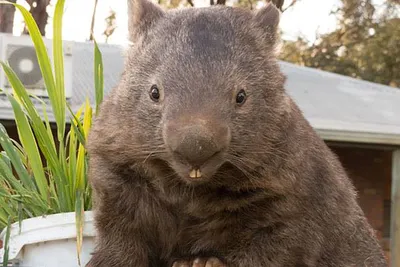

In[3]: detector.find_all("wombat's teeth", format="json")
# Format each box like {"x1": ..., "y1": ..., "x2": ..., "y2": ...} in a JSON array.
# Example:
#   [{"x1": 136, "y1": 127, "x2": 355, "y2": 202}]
[
  {"x1": 189, "y1": 169, "x2": 202, "y2": 178},
  {"x1": 189, "y1": 169, "x2": 197, "y2": 178}
]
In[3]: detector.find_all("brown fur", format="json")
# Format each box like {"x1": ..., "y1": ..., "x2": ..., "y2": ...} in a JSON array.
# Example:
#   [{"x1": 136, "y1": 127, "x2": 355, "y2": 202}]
[{"x1": 86, "y1": 1, "x2": 387, "y2": 266}]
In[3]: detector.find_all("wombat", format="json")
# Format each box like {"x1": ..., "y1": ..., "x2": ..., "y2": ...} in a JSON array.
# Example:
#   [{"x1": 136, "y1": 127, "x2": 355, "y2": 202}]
[{"x1": 86, "y1": 0, "x2": 387, "y2": 266}]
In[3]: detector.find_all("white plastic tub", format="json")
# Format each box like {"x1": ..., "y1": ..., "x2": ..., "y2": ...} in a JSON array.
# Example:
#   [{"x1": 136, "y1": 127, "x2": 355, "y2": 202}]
[{"x1": 0, "y1": 211, "x2": 95, "y2": 267}]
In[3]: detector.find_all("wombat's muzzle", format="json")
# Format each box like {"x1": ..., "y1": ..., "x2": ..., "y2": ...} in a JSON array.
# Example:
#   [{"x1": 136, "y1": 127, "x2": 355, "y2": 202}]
[{"x1": 164, "y1": 119, "x2": 230, "y2": 179}]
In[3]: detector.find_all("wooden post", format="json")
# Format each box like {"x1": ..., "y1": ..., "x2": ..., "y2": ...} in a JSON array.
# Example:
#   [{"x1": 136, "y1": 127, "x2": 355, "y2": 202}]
[{"x1": 391, "y1": 150, "x2": 400, "y2": 267}]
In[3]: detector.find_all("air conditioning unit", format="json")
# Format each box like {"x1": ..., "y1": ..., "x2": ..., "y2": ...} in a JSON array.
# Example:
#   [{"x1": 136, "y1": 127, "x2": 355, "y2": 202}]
[{"x1": 0, "y1": 33, "x2": 73, "y2": 107}]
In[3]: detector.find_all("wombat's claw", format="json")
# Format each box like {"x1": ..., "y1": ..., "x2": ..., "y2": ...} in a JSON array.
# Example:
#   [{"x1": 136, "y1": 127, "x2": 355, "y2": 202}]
[{"x1": 172, "y1": 257, "x2": 226, "y2": 267}]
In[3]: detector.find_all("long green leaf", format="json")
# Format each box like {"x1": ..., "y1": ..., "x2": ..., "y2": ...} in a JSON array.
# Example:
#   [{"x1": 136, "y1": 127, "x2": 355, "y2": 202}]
[
  {"x1": 0, "y1": 210, "x2": 8, "y2": 228},
  {"x1": 0, "y1": 1, "x2": 100, "y2": 250},
  {"x1": 0, "y1": 147, "x2": 46, "y2": 217},
  {"x1": 67, "y1": 104, "x2": 87, "y2": 147},
  {"x1": 42, "y1": 102, "x2": 56, "y2": 152},
  {"x1": 0, "y1": 63, "x2": 58, "y2": 167},
  {"x1": 0, "y1": 62, "x2": 65, "y2": 211},
  {"x1": 75, "y1": 100, "x2": 92, "y2": 192},
  {"x1": 94, "y1": 40, "x2": 104, "y2": 114},
  {"x1": 68, "y1": 128, "x2": 78, "y2": 199},
  {"x1": 0, "y1": 2, "x2": 64, "y2": 130},
  {"x1": 2, "y1": 217, "x2": 11, "y2": 267},
  {"x1": 7, "y1": 95, "x2": 48, "y2": 202},
  {"x1": 75, "y1": 190, "x2": 84, "y2": 267},
  {"x1": 0, "y1": 184, "x2": 17, "y2": 220},
  {"x1": 0, "y1": 125, "x2": 34, "y2": 190},
  {"x1": 53, "y1": 0, "x2": 66, "y2": 140},
  {"x1": 0, "y1": 141, "x2": 51, "y2": 220},
  {"x1": 0, "y1": 155, "x2": 28, "y2": 196}
]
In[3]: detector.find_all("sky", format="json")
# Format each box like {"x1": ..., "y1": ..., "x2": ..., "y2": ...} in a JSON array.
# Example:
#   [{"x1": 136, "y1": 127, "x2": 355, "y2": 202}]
[{"x1": 12, "y1": 0, "x2": 341, "y2": 46}]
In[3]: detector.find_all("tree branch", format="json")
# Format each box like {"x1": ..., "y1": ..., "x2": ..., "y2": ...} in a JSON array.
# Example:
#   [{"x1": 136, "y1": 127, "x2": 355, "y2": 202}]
[
  {"x1": 282, "y1": 0, "x2": 299, "y2": 12},
  {"x1": 248, "y1": 0, "x2": 253, "y2": 10}
]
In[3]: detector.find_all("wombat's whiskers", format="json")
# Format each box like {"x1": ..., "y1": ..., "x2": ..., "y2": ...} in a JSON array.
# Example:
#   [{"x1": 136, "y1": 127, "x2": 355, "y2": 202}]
[{"x1": 223, "y1": 157, "x2": 262, "y2": 188}]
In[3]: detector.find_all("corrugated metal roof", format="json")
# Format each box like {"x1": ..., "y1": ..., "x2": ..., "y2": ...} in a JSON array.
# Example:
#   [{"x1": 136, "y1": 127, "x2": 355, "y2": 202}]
[
  {"x1": 1, "y1": 41, "x2": 399, "y2": 145},
  {"x1": 280, "y1": 61, "x2": 400, "y2": 145}
]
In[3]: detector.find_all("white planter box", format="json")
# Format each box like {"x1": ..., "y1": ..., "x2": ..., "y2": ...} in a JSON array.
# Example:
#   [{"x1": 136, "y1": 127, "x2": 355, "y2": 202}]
[{"x1": 0, "y1": 211, "x2": 95, "y2": 267}]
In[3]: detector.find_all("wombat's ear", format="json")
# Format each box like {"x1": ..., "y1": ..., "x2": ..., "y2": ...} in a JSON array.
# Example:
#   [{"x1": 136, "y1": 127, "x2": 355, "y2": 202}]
[
  {"x1": 128, "y1": 0, "x2": 165, "y2": 42},
  {"x1": 252, "y1": 3, "x2": 281, "y2": 46}
]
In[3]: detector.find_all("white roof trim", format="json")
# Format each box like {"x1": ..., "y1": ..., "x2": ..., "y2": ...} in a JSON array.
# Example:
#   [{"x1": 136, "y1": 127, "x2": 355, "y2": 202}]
[
  {"x1": 309, "y1": 118, "x2": 400, "y2": 145},
  {"x1": 316, "y1": 129, "x2": 400, "y2": 146}
]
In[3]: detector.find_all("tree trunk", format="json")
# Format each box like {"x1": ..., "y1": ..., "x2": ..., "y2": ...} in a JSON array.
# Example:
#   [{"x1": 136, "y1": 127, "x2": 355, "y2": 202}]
[
  {"x1": 0, "y1": 0, "x2": 17, "y2": 33},
  {"x1": 23, "y1": 0, "x2": 50, "y2": 36},
  {"x1": 273, "y1": 0, "x2": 285, "y2": 11}
]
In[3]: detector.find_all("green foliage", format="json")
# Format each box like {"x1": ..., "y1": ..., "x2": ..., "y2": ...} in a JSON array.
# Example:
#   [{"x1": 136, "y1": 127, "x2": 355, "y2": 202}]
[
  {"x1": 0, "y1": 0, "x2": 103, "y2": 262},
  {"x1": 1, "y1": 218, "x2": 11, "y2": 266},
  {"x1": 280, "y1": 0, "x2": 400, "y2": 87}
]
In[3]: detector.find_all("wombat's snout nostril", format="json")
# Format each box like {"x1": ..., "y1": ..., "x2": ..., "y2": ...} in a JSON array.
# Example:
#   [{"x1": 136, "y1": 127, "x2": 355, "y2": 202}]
[
  {"x1": 173, "y1": 133, "x2": 221, "y2": 168},
  {"x1": 165, "y1": 121, "x2": 230, "y2": 171}
]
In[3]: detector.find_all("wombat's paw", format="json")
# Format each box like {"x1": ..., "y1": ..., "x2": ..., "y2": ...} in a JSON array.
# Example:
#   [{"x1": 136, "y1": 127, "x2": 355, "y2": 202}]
[{"x1": 172, "y1": 257, "x2": 226, "y2": 267}]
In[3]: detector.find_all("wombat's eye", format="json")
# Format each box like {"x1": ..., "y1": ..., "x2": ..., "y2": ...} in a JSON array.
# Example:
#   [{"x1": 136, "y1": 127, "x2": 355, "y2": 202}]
[
  {"x1": 236, "y1": 89, "x2": 247, "y2": 105},
  {"x1": 150, "y1": 85, "x2": 160, "y2": 102}
]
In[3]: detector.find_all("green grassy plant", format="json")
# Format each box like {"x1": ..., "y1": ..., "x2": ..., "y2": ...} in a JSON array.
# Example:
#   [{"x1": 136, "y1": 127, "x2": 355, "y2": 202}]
[{"x1": 0, "y1": 0, "x2": 104, "y2": 264}]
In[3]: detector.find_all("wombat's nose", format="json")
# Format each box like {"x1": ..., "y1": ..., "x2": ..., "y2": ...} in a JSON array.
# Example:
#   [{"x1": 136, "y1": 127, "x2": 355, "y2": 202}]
[
  {"x1": 174, "y1": 134, "x2": 219, "y2": 167},
  {"x1": 166, "y1": 122, "x2": 229, "y2": 168}
]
